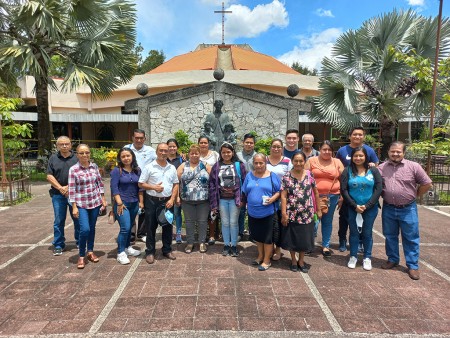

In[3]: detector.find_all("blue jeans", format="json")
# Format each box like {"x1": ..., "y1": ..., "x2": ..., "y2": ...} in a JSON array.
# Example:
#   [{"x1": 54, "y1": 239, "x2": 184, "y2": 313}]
[
  {"x1": 382, "y1": 202, "x2": 420, "y2": 270},
  {"x1": 219, "y1": 199, "x2": 240, "y2": 247},
  {"x1": 320, "y1": 194, "x2": 339, "y2": 248},
  {"x1": 51, "y1": 194, "x2": 80, "y2": 249},
  {"x1": 238, "y1": 205, "x2": 247, "y2": 235},
  {"x1": 78, "y1": 205, "x2": 101, "y2": 257},
  {"x1": 114, "y1": 201, "x2": 138, "y2": 254},
  {"x1": 174, "y1": 205, "x2": 183, "y2": 235},
  {"x1": 348, "y1": 204, "x2": 378, "y2": 258}
]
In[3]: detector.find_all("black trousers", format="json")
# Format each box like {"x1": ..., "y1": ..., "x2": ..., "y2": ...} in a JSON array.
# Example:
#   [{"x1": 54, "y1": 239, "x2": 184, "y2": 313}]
[
  {"x1": 130, "y1": 213, "x2": 146, "y2": 242},
  {"x1": 144, "y1": 195, "x2": 173, "y2": 256}
]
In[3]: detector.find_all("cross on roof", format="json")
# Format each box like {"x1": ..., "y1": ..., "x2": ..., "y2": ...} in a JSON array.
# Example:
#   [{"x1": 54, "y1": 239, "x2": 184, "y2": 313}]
[{"x1": 214, "y1": 2, "x2": 232, "y2": 45}]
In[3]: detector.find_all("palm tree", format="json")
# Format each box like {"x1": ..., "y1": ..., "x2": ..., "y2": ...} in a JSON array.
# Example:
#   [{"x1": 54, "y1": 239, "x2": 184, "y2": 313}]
[
  {"x1": 311, "y1": 10, "x2": 450, "y2": 159},
  {"x1": 0, "y1": 0, "x2": 136, "y2": 154}
]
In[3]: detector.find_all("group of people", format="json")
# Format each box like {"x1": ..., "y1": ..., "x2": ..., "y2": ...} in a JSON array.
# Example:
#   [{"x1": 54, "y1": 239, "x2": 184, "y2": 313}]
[{"x1": 47, "y1": 126, "x2": 432, "y2": 280}]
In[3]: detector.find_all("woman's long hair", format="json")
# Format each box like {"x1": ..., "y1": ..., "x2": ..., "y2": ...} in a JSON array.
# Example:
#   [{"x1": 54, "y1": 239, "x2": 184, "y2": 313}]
[
  {"x1": 117, "y1": 148, "x2": 140, "y2": 174},
  {"x1": 349, "y1": 146, "x2": 369, "y2": 176}
]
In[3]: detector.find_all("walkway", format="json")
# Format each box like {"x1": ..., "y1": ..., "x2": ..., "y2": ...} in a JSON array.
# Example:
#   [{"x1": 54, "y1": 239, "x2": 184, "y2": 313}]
[{"x1": 0, "y1": 182, "x2": 449, "y2": 337}]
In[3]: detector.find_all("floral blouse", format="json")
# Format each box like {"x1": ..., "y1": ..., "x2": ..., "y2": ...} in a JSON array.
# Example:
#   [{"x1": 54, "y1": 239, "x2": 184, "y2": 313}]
[{"x1": 281, "y1": 171, "x2": 316, "y2": 225}]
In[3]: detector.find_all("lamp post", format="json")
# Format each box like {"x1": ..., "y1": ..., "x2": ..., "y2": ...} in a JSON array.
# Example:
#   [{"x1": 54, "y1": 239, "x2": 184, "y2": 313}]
[{"x1": 427, "y1": 0, "x2": 444, "y2": 175}]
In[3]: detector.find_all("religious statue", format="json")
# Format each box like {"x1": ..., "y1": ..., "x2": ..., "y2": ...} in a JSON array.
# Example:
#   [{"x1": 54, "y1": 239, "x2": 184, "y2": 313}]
[{"x1": 201, "y1": 100, "x2": 236, "y2": 152}]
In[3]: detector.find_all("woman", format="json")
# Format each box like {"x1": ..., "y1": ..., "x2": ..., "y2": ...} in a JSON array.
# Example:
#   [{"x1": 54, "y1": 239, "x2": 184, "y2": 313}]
[
  {"x1": 167, "y1": 138, "x2": 184, "y2": 244},
  {"x1": 198, "y1": 136, "x2": 220, "y2": 245},
  {"x1": 280, "y1": 152, "x2": 321, "y2": 273},
  {"x1": 110, "y1": 148, "x2": 144, "y2": 265},
  {"x1": 177, "y1": 145, "x2": 212, "y2": 253},
  {"x1": 266, "y1": 138, "x2": 293, "y2": 261},
  {"x1": 305, "y1": 141, "x2": 344, "y2": 257},
  {"x1": 69, "y1": 144, "x2": 107, "y2": 269},
  {"x1": 209, "y1": 142, "x2": 246, "y2": 257},
  {"x1": 340, "y1": 147, "x2": 382, "y2": 270},
  {"x1": 242, "y1": 154, "x2": 280, "y2": 271}
]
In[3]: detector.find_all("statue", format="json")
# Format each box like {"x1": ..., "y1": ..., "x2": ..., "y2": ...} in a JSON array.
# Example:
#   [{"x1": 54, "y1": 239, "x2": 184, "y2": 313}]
[{"x1": 202, "y1": 100, "x2": 236, "y2": 152}]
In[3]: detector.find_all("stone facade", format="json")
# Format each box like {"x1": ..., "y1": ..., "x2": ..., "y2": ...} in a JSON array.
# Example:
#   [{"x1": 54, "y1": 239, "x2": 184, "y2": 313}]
[{"x1": 124, "y1": 81, "x2": 312, "y2": 148}]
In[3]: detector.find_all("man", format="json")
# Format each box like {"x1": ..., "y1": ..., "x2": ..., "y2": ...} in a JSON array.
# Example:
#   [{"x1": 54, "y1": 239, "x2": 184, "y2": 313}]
[
  {"x1": 299, "y1": 133, "x2": 319, "y2": 160},
  {"x1": 283, "y1": 129, "x2": 300, "y2": 158},
  {"x1": 236, "y1": 133, "x2": 256, "y2": 240},
  {"x1": 138, "y1": 143, "x2": 179, "y2": 264},
  {"x1": 336, "y1": 127, "x2": 379, "y2": 252},
  {"x1": 379, "y1": 141, "x2": 432, "y2": 280},
  {"x1": 46, "y1": 136, "x2": 80, "y2": 256},
  {"x1": 126, "y1": 129, "x2": 156, "y2": 243},
  {"x1": 203, "y1": 100, "x2": 231, "y2": 152}
]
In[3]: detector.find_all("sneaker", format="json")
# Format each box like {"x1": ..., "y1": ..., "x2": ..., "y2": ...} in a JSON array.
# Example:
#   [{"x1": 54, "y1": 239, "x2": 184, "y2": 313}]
[
  {"x1": 230, "y1": 246, "x2": 239, "y2": 257},
  {"x1": 199, "y1": 243, "x2": 207, "y2": 253},
  {"x1": 125, "y1": 246, "x2": 141, "y2": 257},
  {"x1": 363, "y1": 258, "x2": 372, "y2": 271},
  {"x1": 347, "y1": 256, "x2": 357, "y2": 269},
  {"x1": 338, "y1": 239, "x2": 347, "y2": 252},
  {"x1": 117, "y1": 251, "x2": 130, "y2": 265},
  {"x1": 176, "y1": 233, "x2": 182, "y2": 244},
  {"x1": 53, "y1": 248, "x2": 63, "y2": 256},
  {"x1": 222, "y1": 245, "x2": 230, "y2": 256},
  {"x1": 138, "y1": 236, "x2": 147, "y2": 243}
]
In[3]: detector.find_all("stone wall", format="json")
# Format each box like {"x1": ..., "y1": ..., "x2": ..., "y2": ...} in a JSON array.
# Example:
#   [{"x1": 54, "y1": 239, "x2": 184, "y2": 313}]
[{"x1": 124, "y1": 81, "x2": 312, "y2": 148}]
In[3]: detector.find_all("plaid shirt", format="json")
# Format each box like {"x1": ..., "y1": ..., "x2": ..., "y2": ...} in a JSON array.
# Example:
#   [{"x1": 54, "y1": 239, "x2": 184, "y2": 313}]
[{"x1": 68, "y1": 162, "x2": 104, "y2": 209}]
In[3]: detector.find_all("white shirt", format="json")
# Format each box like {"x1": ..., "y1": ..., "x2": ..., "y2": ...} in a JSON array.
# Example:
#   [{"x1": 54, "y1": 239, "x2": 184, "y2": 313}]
[
  {"x1": 126, "y1": 144, "x2": 156, "y2": 170},
  {"x1": 139, "y1": 160, "x2": 179, "y2": 197}
]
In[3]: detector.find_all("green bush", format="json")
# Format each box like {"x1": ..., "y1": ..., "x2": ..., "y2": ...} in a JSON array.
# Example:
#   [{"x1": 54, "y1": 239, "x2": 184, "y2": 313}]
[{"x1": 174, "y1": 130, "x2": 194, "y2": 154}]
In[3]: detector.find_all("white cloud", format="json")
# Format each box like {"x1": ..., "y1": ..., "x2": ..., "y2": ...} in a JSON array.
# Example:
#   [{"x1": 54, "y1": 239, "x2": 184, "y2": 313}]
[
  {"x1": 277, "y1": 28, "x2": 343, "y2": 71},
  {"x1": 408, "y1": 0, "x2": 425, "y2": 5},
  {"x1": 315, "y1": 8, "x2": 334, "y2": 18},
  {"x1": 209, "y1": 0, "x2": 289, "y2": 41}
]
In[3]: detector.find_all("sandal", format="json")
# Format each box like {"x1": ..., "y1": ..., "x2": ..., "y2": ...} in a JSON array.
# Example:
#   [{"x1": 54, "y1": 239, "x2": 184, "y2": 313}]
[
  {"x1": 185, "y1": 244, "x2": 193, "y2": 254},
  {"x1": 86, "y1": 252, "x2": 99, "y2": 263},
  {"x1": 208, "y1": 237, "x2": 215, "y2": 245},
  {"x1": 258, "y1": 263, "x2": 271, "y2": 271},
  {"x1": 199, "y1": 243, "x2": 207, "y2": 253},
  {"x1": 251, "y1": 259, "x2": 263, "y2": 266},
  {"x1": 271, "y1": 253, "x2": 283, "y2": 261},
  {"x1": 77, "y1": 257, "x2": 85, "y2": 269},
  {"x1": 322, "y1": 249, "x2": 332, "y2": 258}
]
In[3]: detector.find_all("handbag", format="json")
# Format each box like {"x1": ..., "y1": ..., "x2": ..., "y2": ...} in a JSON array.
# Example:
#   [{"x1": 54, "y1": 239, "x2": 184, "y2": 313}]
[{"x1": 269, "y1": 172, "x2": 280, "y2": 244}]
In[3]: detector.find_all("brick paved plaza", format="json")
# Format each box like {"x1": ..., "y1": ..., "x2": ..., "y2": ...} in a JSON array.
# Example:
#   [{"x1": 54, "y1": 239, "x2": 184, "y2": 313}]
[{"x1": 0, "y1": 182, "x2": 449, "y2": 337}]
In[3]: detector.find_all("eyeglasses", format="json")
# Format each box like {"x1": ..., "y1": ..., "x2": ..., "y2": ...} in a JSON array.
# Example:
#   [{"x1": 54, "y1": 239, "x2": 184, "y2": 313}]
[
  {"x1": 58, "y1": 143, "x2": 71, "y2": 147},
  {"x1": 78, "y1": 152, "x2": 90, "y2": 155},
  {"x1": 271, "y1": 146, "x2": 282, "y2": 149}
]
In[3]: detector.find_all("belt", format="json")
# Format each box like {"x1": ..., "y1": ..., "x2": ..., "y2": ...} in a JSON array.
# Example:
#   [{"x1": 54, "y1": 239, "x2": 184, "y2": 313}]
[
  {"x1": 385, "y1": 200, "x2": 415, "y2": 209},
  {"x1": 148, "y1": 195, "x2": 170, "y2": 202}
]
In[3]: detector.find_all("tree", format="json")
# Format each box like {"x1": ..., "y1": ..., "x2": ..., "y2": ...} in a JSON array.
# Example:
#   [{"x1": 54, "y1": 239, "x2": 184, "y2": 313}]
[
  {"x1": 0, "y1": 0, "x2": 137, "y2": 155},
  {"x1": 137, "y1": 49, "x2": 165, "y2": 74},
  {"x1": 311, "y1": 10, "x2": 450, "y2": 159},
  {"x1": 291, "y1": 62, "x2": 318, "y2": 76}
]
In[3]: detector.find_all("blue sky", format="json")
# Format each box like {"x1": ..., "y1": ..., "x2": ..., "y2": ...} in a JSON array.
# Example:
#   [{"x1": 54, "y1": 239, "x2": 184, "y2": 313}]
[{"x1": 135, "y1": 0, "x2": 449, "y2": 71}]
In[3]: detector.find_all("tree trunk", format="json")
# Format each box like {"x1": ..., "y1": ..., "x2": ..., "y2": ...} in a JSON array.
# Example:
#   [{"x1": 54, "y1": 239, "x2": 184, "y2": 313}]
[
  {"x1": 379, "y1": 116, "x2": 397, "y2": 161},
  {"x1": 35, "y1": 76, "x2": 53, "y2": 156}
]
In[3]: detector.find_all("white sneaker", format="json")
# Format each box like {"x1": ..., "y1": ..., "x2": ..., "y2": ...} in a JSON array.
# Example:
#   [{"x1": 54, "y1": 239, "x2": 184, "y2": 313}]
[
  {"x1": 348, "y1": 256, "x2": 358, "y2": 269},
  {"x1": 363, "y1": 258, "x2": 372, "y2": 271},
  {"x1": 117, "y1": 251, "x2": 130, "y2": 265},
  {"x1": 126, "y1": 246, "x2": 141, "y2": 257}
]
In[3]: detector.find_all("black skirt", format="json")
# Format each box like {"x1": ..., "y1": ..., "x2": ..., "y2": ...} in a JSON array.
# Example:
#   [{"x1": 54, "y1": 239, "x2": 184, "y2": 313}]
[
  {"x1": 248, "y1": 214, "x2": 274, "y2": 244},
  {"x1": 281, "y1": 221, "x2": 315, "y2": 252}
]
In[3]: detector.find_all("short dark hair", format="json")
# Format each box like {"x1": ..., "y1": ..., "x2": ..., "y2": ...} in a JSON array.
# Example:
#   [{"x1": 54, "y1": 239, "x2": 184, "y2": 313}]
[
  {"x1": 319, "y1": 140, "x2": 334, "y2": 151},
  {"x1": 389, "y1": 141, "x2": 406, "y2": 152},
  {"x1": 349, "y1": 126, "x2": 365, "y2": 135},
  {"x1": 285, "y1": 129, "x2": 299, "y2": 136},
  {"x1": 198, "y1": 136, "x2": 210, "y2": 144},
  {"x1": 243, "y1": 133, "x2": 256, "y2": 142},
  {"x1": 166, "y1": 138, "x2": 179, "y2": 147},
  {"x1": 133, "y1": 129, "x2": 146, "y2": 137},
  {"x1": 219, "y1": 142, "x2": 239, "y2": 163},
  {"x1": 271, "y1": 138, "x2": 284, "y2": 147},
  {"x1": 117, "y1": 148, "x2": 140, "y2": 174}
]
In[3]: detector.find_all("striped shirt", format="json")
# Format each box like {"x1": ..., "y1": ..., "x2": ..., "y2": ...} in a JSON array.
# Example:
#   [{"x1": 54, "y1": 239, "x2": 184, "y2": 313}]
[{"x1": 68, "y1": 162, "x2": 104, "y2": 209}]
